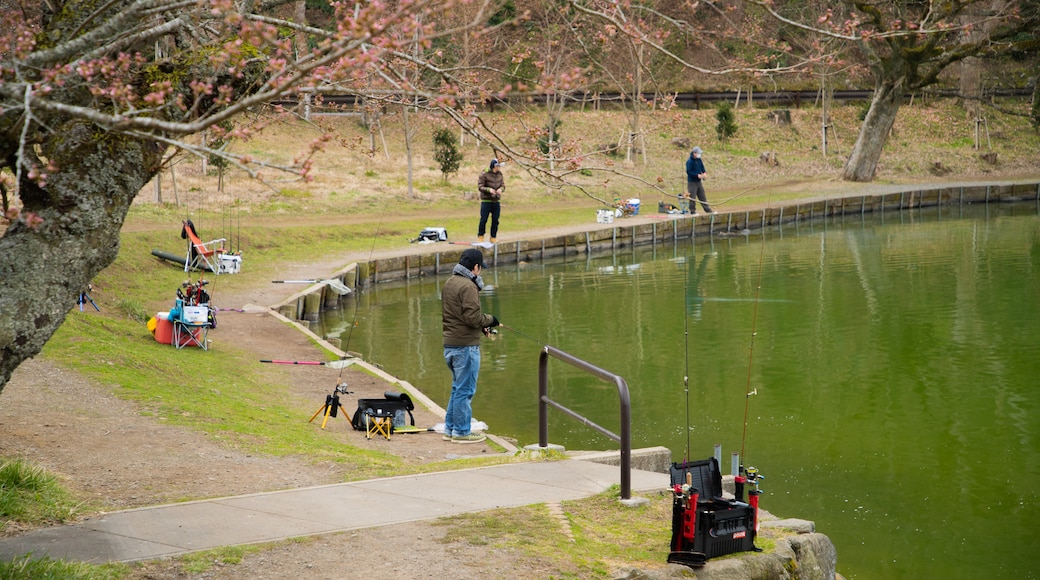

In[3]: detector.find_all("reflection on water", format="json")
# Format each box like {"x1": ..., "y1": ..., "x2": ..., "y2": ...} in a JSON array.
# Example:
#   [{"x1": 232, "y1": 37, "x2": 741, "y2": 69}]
[{"x1": 321, "y1": 202, "x2": 1040, "y2": 579}]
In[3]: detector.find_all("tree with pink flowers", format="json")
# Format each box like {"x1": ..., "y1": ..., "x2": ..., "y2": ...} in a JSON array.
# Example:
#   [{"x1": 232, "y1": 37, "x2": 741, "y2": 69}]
[{"x1": 0, "y1": 0, "x2": 508, "y2": 392}]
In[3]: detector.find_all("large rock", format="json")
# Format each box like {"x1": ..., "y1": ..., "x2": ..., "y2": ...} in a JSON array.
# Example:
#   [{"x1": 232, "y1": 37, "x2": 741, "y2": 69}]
[{"x1": 614, "y1": 532, "x2": 837, "y2": 580}]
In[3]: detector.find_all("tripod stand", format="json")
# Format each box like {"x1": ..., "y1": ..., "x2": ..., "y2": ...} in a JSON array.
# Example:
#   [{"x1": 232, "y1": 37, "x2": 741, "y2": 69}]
[
  {"x1": 77, "y1": 288, "x2": 100, "y2": 312},
  {"x1": 308, "y1": 383, "x2": 352, "y2": 429}
]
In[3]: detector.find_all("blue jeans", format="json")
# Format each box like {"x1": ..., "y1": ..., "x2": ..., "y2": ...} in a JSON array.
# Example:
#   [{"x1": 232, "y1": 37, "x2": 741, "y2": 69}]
[{"x1": 444, "y1": 346, "x2": 481, "y2": 436}]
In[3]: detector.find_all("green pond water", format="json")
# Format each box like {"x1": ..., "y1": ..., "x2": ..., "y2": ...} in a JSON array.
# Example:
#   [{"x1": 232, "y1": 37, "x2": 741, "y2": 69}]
[{"x1": 320, "y1": 202, "x2": 1040, "y2": 579}]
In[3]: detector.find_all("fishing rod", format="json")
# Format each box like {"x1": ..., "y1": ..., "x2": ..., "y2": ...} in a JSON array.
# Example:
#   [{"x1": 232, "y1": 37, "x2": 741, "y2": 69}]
[
  {"x1": 723, "y1": 192, "x2": 771, "y2": 536},
  {"x1": 301, "y1": 206, "x2": 396, "y2": 430},
  {"x1": 682, "y1": 248, "x2": 692, "y2": 467},
  {"x1": 333, "y1": 204, "x2": 392, "y2": 387},
  {"x1": 738, "y1": 203, "x2": 769, "y2": 468},
  {"x1": 678, "y1": 163, "x2": 693, "y2": 464},
  {"x1": 260, "y1": 359, "x2": 357, "y2": 369},
  {"x1": 272, "y1": 279, "x2": 352, "y2": 295}
]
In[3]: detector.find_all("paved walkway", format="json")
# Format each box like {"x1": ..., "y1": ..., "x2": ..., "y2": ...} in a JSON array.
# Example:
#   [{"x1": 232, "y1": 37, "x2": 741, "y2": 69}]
[{"x1": 0, "y1": 459, "x2": 665, "y2": 564}]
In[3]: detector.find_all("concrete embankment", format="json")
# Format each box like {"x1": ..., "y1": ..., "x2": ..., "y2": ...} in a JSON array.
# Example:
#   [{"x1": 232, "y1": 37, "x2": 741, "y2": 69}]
[{"x1": 273, "y1": 179, "x2": 1039, "y2": 325}]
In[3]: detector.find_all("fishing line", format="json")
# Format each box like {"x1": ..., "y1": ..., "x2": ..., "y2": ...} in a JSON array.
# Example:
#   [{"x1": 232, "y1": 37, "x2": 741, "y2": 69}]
[
  {"x1": 711, "y1": 186, "x2": 758, "y2": 208},
  {"x1": 335, "y1": 206, "x2": 391, "y2": 384},
  {"x1": 738, "y1": 199, "x2": 770, "y2": 467},
  {"x1": 181, "y1": 189, "x2": 222, "y2": 301},
  {"x1": 498, "y1": 323, "x2": 547, "y2": 346}
]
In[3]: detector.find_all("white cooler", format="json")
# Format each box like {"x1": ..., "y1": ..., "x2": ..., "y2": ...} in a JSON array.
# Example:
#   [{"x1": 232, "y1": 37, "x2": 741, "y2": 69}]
[{"x1": 219, "y1": 254, "x2": 242, "y2": 274}]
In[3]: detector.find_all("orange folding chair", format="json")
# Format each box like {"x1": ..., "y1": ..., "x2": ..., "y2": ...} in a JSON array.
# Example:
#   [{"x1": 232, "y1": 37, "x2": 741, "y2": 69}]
[{"x1": 181, "y1": 220, "x2": 226, "y2": 273}]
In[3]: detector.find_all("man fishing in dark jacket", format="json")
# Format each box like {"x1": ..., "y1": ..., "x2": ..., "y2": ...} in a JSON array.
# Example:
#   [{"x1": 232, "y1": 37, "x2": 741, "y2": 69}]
[
  {"x1": 476, "y1": 158, "x2": 505, "y2": 243},
  {"x1": 441, "y1": 248, "x2": 501, "y2": 443},
  {"x1": 684, "y1": 147, "x2": 714, "y2": 214}
]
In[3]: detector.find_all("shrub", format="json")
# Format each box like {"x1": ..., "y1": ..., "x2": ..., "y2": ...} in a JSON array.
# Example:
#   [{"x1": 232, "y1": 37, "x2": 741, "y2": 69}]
[
  {"x1": 715, "y1": 102, "x2": 738, "y2": 142},
  {"x1": 432, "y1": 128, "x2": 462, "y2": 181}
]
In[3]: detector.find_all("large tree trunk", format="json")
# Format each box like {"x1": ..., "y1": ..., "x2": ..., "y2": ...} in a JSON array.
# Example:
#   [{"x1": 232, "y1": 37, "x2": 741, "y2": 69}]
[
  {"x1": 0, "y1": 122, "x2": 162, "y2": 393},
  {"x1": 842, "y1": 80, "x2": 904, "y2": 182}
]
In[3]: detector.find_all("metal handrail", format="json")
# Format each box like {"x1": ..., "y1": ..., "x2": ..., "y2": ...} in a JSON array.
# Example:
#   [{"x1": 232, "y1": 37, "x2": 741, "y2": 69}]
[{"x1": 538, "y1": 345, "x2": 632, "y2": 499}]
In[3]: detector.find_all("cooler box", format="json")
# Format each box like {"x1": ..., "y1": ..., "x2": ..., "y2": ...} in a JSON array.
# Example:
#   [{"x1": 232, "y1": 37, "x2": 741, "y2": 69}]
[
  {"x1": 156, "y1": 312, "x2": 202, "y2": 347},
  {"x1": 669, "y1": 458, "x2": 757, "y2": 560},
  {"x1": 596, "y1": 209, "x2": 614, "y2": 224},
  {"x1": 219, "y1": 254, "x2": 242, "y2": 274},
  {"x1": 154, "y1": 312, "x2": 173, "y2": 345}
]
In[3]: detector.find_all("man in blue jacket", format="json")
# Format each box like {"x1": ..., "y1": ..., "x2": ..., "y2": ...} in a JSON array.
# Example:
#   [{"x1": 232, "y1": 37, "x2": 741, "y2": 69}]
[{"x1": 684, "y1": 147, "x2": 714, "y2": 214}]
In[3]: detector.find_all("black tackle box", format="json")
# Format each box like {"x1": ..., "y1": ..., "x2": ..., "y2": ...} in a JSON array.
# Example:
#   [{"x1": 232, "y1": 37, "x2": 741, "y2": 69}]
[{"x1": 669, "y1": 457, "x2": 756, "y2": 559}]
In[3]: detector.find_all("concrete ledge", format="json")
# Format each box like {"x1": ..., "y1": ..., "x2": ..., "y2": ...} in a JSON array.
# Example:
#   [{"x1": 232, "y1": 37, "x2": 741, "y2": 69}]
[{"x1": 568, "y1": 446, "x2": 672, "y2": 474}]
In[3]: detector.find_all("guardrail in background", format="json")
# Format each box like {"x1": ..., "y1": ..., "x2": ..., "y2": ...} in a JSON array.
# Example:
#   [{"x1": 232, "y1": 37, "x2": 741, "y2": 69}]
[{"x1": 277, "y1": 87, "x2": 1033, "y2": 115}]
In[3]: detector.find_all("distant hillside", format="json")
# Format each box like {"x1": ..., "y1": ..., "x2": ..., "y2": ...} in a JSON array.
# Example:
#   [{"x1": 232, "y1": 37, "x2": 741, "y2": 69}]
[{"x1": 143, "y1": 97, "x2": 1040, "y2": 214}]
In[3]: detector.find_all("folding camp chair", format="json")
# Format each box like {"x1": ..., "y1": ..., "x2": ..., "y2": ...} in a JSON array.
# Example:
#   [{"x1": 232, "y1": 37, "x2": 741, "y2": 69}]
[
  {"x1": 181, "y1": 220, "x2": 226, "y2": 274},
  {"x1": 172, "y1": 305, "x2": 211, "y2": 350},
  {"x1": 364, "y1": 407, "x2": 394, "y2": 440}
]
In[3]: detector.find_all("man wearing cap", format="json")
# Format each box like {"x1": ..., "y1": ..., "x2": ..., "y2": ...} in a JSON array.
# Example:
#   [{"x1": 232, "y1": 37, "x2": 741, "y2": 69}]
[
  {"x1": 441, "y1": 248, "x2": 501, "y2": 443},
  {"x1": 476, "y1": 158, "x2": 505, "y2": 243},
  {"x1": 684, "y1": 147, "x2": 714, "y2": 215}
]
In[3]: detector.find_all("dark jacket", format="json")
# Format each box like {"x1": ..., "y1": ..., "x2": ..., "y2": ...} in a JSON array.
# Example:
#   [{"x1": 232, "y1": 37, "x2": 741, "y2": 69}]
[
  {"x1": 477, "y1": 169, "x2": 505, "y2": 201},
  {"x1": 686, "y1": 155, "x2": 706, "y2": 182},
  {"x1": 442, "y1": 271, "x2": 495, "y2": 346}
]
